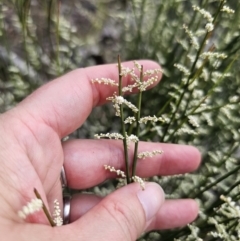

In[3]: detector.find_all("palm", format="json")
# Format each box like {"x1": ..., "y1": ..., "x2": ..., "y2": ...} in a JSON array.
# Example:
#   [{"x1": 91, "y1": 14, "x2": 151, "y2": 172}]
[
  {"x1": 0, "y1": 61, "x2": 201, "y2": 241},
  {"x1": 0, "y1": 114, "x2": 63, "y2": 223}
]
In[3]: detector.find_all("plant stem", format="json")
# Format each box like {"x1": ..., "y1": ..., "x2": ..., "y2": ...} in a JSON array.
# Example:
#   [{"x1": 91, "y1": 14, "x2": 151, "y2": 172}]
[
  {"x1": 34, "y1": 188, "x2": 55, "y2": 227},
  {"x1": 193, "y1": 164, "x2": 240, "y2": 199},
  {"x1": 161, "y1": 1, "x2": 225, "y2": 142},
  {"x1": 166, "y1": 52, "x2": 237, "y2": 141},
  {"x1": 56, "y1": 0, "x2": 60, "y2": 75},
  {"x1": 132, "y1": 65, "x2": 143, "y2": 177},
  {"x1": 118, "y1": 55, "x2": 131, "y2": 184}
]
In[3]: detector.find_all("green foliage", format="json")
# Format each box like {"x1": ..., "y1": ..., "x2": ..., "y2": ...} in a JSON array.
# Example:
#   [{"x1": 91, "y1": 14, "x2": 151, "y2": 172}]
[
  {"x1": 124, "y1": 1, "x2": 240, "y2": 240},
  {"x1": 0, "y1": 0, "x2": 240, "y2": 240},
  {"x1": 0, "y1": 0, "x2": 113, "y2": 110}
]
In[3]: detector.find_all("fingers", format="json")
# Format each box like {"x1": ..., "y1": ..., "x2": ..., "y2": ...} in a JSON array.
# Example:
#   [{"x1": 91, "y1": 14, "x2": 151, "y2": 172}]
[
  {"x1": 14, "y1": 186, "x2": 198, "y2": 241},
  {"x1": 69, "y1": 193, "x2": 198, "y2": 231},
  {"x1": 60, "y1": 183, "x2": 165, "y2": 241},
  {"x1": 16, "y1": 61, "x2": 162, "y2": 138},
  {"x1": 69, "y1": 194, "x2": 102, "y2": 222},
  {"x1": 62, "y1": 139, "x2": 201, "y2": 189},
  {"x1": 146, "y1": 199, "x2": 198, "y2": 231}
]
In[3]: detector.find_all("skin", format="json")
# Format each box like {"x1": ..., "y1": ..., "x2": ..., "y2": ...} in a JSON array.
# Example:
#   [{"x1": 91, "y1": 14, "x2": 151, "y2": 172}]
[{"x1": 0, "y1": 60, "x2": 201, "y2": 241}]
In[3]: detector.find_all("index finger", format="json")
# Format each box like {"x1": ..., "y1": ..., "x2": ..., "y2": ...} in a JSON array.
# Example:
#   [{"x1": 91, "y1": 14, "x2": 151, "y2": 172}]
[{"x1": 17, "y1": 60, "x2": 162, "y2": 137}]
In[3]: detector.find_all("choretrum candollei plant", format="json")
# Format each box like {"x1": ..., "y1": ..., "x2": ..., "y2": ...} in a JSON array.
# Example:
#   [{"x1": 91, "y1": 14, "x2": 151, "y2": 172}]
[
  {"x1": 3, "y1": 0, "x2": 239, "y2": 240},
  {"x1": 18, "y1": 188, "x2": 63, "y2": 227},
  {"x1": 92, "y1": 56, "x2": 163, "y2": 190}
]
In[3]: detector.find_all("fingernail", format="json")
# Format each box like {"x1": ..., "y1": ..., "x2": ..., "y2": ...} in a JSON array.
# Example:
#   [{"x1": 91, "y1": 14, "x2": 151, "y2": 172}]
[{"x1": 137, "y1": 183, "x2": 164, "y2": 221}]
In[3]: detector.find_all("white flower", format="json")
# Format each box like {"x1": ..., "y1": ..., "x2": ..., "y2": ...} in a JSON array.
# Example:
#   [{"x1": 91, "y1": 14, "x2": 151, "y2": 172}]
[
  {"x1": 18, "y1": 198, "x2": 43, "y2": 219},
  {"x1": 94, "y1": 133, "x2": 124, "y2": 140},
  {"x1": 124, "y1": 116, "x2": 136, "y2": 124},
  {"x1": 193, "y1": 5, "x2": 213, "y2": 23},
  {"x1": 52, "y1": 200, "x2": 63, "y2": 226},
  {"x1": 188, "y1": 115, "x2": 200, "y2": 128},
  {"x1": 143, "y1": 68, "x2": 162, "y2": 76},
  {"x1": 138, "y1": 150, "x2": 163, "y2": 159},
  {"x1": 115, "y1": 96, "x2": 124, "y2": 104},
  {"x1": 107, "y1": 95, "x2": 138, "y2": 114},
  {"x1": 104, "y1": 165, "x2": 126, "y2": 178},
  {"x1": 138, "y1": 76, "x2": 159, "y2": 91},
  {"x1": 134, "y1": 61, "x2": 142, "y2": 71},
  {"x1": 91, "y1": 78, "x2": 118, "y2": 86},
  {"x1": 139, "y1": 115, "x2": 158, "y2": 124},
  {"x1": 126, "y1": 134, "x2": 139, "y2": 149},
  {"x1": 174, "y1": 63, "x2": 190, "y2": 75},
  {"x1": 221, "y1": 5, "x2": 235, "y2": 14},
  {"x1": 201, "y1": 52, "x2": 227, "y2": 60},
  {"x1": 132, "y1": 176, "x2": 145, "y2": 190},
  {"x1": 205, "y1": 23, "x2": 214, "y2": 32},
  {"x1": 183, "y1": 24, "x2": 199, "y2": 50}
]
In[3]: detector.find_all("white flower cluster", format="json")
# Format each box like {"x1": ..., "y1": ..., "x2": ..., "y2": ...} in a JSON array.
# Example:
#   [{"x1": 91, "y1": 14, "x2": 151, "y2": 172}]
[
  {"x1": 107, "y1": 94, "x2": 138, "y2": 116},
  {"x1": 133, "y1": 61, "x2": 141, "y2": 71},
  {"x1": 61, "y1": 136, "x2": 69, "y2": 142},
  {"x1": 221, "y1": 5, "x2": 235, "y2": 14},
  {"x1": 104, "y1": 165, "x2": 126, "y2": 178},
  {"x1": 115, "y1": 95, "x2": 125, "y2": 104},
  {"x1": 183, "y1": 224, "x2": 203, "y2": 241},
  {"x1": 120, "y1": 65, "x2": 134, "y2": 77},
  {"x1": 192, "y1": 5, "x2": 213, "y2": 22},
  {"x1": 174, "y1": 63, "x2": 190, "y2": 76},
  {"x1": 192, "y1": 5, "x2": 214, "y2": 32},
  {"x1": 138, "y1": 150, "x2": 163, "y2": 159},
  {"x1": 91, "y1": 78, "x2": 118, "y2": 86},
  {"x1": 182, "y1": 24, "x2": 199, "y2": 50},
  {"x1": 120, "y1": 62, "x2": 161, "y2": 92},
  {"x1": 125, "y1": 63, "x2": 159, "y2": 92},
  {"x1": 104, "y1": 165, "x2": 145, "y2": 190},
  {"x1": 200, "y1": 52, "x2": 227, "y2": 60},
  {"x1": 229, "y1": 95, "x2": 239, "y2": 103},
  {"x1": 52, "y1": 199, "x2": 63, "y2": 226},
  {"x1": 188, "y1": 115, "x2": 200, "y2": 128},
  {"x1": 92, "y1": 60, "x2": 164, "y2": 193},
  {"x1": 139, "y1": 115, "x2": 167, "y2": 124},
  {"x1": 207, "y1": 195, "x2": 240, "y2": 240},
  {"x1": 138, "y1": 76, "x2": 159, "y2": 92},
  {"x1": 94, "y1": 133, "x2": 124, "y2": 140},
  {"x1": 122, "y1": 82, "x2": 139, "y2": 92},
  {"x1": 177, "y1": 128, "x2": 198, "y2": 135},
  {"x1": 134, "y1": 61, "x2": 162, "y2": 77},
  {"x1": 205, "y1": 23, "x2": 214, "y2": 32},
  {"x1": 221, "y1": 106, "x2": 231, "y2": 119},
  {"x1": 219, "y1": 195, "x2": 240, "y2": 218},
  {"x1": 202, "y1": 113, "x2": 213, "y2": 126},
  {"x1": 18, "y1": 198, "x2": 43, "y2": 219},
  {"x1": 124, "y1": 116, "x2": 136, "y2": 124},
  {"x1": 208, "y1": 217, "x2": 228, "y2": 239},
  {"x1": 143, "y1": 68, "x2": 162, "y2": 77},
  {"x1": 126, "y1": 134, "x2": 139, "y2": 149},
  {"x1": 132, "y1": 175, "x2": 145, "y2": 190}
]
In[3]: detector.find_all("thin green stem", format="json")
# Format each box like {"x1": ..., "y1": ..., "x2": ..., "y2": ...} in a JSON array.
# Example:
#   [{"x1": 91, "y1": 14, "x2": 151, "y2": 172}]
[
  {"x1": 132, "y1": 65, "x2": 143, "y2": 177},
  {"x1": 15, "y1": 0, "x2": 31, "y2": 72},
  {"x1": 34, "y1": 188, "x2": 55, "y2": 227},
  {"x1": 225, "y1": 179, "x2": 240, "y2": 196},
  {"x1": 193, "y1": 165, "x2": 240, "y2": 199},
  {"x1": 118, "y1": 55, "x2": 131, "y2": 184},
  {"x1": 56, "y1": 0, "x2": 60, "y2": 74},
  {"x1": 161, "y1": 1, "x2": 225, "y2": 142},
  {"x1": 130, "y1": 0, "x2": 146, "y2": 57},
  {"x1": 166, "y1": 52, "x2": 237, "y2": 142}
]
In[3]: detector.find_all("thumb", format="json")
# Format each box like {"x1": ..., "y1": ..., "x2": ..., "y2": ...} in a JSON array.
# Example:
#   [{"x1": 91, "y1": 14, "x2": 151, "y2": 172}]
[{"x1": 60, "y1": 182, "x2": 165, "y2": 241}]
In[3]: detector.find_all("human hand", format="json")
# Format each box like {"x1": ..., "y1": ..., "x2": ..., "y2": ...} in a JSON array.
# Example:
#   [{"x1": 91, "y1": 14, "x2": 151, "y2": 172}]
[{"x1": 0, "y1": 61, "x2": 201, "y2": 240}]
